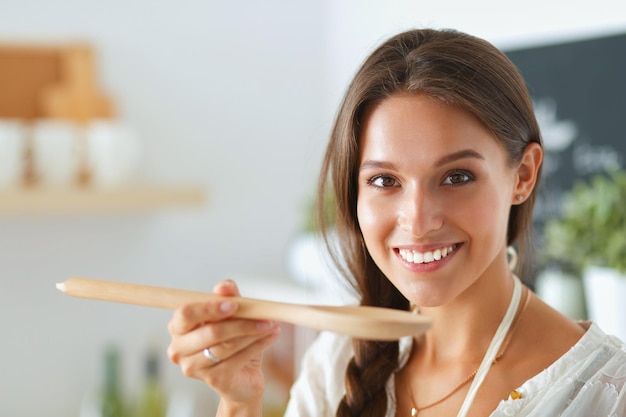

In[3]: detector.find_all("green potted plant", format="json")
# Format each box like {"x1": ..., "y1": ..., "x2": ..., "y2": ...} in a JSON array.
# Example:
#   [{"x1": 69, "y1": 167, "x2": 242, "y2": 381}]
[{"x1": 543, "y1": 169, "x2": 626, "y2": 338}]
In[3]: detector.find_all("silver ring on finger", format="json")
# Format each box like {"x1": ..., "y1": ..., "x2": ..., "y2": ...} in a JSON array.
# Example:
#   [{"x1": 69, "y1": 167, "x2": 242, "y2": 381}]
[{"x1": 203, "y1": 347, "x2": 221, "y2": 363}]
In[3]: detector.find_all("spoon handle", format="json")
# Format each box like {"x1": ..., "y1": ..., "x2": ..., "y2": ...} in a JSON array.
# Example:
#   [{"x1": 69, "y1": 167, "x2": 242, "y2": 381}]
[{"x1": 56, "y1": 276, "x2": 293, "y2": 321}]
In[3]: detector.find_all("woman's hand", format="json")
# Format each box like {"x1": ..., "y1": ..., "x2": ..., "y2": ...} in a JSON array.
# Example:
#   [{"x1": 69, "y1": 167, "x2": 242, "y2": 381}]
[{"x1": 167, "y1": 279, "x2": 281, "y2": 415}]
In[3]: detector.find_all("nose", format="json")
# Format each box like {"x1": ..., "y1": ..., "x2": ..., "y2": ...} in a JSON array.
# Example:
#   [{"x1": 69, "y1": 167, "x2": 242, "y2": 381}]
[{"x1": 397, "y1": 186, "x2": 444, "y2": 238}]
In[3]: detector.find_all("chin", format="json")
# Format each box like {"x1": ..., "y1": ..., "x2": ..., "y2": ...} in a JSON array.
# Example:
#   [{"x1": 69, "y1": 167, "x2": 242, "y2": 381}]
[{"x1": 400, "y1": 281, "x2": 456, "y2": 309}]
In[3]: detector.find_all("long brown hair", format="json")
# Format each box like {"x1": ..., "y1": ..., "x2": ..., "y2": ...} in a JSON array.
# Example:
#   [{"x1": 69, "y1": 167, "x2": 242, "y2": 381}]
[{"x1": 316, "y1": 28, "x2": 543, "y2": 416}]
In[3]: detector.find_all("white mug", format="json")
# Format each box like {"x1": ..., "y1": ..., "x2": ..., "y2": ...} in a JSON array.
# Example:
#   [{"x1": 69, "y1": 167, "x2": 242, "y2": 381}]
[
  {"x1": 31, "y1": 120, "x2": 82, "y2": 187},
  {"x1": 0, "y1": 119, "x2": 26, "y2": 188},
  {"x1": 86, "y1": 121, "x2": 141, "y2": 188}
]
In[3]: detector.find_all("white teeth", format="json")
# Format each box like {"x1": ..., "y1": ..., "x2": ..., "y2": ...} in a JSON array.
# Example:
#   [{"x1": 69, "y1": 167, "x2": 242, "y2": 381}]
[{"x1": 399, "y1": 245, "x2": 456, "y2": 265}]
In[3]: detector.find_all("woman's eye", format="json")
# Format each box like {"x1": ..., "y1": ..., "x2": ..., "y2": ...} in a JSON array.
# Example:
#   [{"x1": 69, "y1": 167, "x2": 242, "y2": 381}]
[
  {"x1": 443, "y1": 171, "x2": 473, "y2": 185},
  {"x1": 368, "y1": 175, "x2": 399, "y2": 188}
]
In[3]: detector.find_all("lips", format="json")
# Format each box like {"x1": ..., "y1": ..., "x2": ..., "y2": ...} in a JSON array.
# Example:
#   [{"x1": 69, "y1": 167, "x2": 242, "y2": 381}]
[{"x1": 398, "y1": 244, "x2": 459, "y2": 264}]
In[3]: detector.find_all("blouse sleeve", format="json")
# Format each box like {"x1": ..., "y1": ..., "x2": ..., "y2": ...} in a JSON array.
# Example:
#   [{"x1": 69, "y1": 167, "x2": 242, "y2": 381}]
[
  {"x1": 490, "y1": 324, "x2": 626, "y2": 417},
  {"x1": 283, "y1": 332, "x2": 353, "y2": 417},
  {"x1": 558, "y1": 334, "x2": 626, "y2": 417}
]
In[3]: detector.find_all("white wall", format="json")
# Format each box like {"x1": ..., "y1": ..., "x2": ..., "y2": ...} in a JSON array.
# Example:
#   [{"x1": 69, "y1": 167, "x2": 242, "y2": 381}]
[
  {"x1": 0, "y1": 1, "x2": 624, "y2": 416},
  {"x1": 0, "y1": 1, "x2": 328, "y2": 415}
]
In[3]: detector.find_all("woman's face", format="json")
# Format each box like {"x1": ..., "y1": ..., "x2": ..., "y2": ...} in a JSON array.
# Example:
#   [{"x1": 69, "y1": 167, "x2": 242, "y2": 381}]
[{"x1": 357, "y1": 93, "x2": 519, "y2": 307}]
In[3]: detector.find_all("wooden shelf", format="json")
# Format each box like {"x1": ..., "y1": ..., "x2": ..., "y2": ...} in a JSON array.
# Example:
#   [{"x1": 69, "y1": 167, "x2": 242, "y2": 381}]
[{"x1": 0, "y1": 185, "x2": 206, "y2": 214}]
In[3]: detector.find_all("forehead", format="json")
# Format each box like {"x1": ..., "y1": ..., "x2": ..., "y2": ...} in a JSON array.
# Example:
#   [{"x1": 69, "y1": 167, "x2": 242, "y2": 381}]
[{"x1": 359, "y1": 93, "x2": 505, "y2": 164}]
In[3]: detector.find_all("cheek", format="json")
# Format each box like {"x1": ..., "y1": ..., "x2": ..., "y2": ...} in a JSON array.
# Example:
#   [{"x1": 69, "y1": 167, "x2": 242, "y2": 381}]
[
  {"x1": 460, "y1": 189, "x2": 511, "y2": 243},
  {"x1": 356, "y1": 197, "x2": 374, "y2": 239},
  {"x1": 357, "y1": 196, "x2": 390, "y2": 246}
]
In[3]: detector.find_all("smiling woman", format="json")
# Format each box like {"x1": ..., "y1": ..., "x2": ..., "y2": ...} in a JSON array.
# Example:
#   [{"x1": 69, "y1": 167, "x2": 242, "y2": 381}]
[{"x1": 166, "y1": 28, "x2": 626, "y2": 417}]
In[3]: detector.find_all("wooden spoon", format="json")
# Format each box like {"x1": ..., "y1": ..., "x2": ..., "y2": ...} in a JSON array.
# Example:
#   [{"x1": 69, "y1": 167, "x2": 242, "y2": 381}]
[{"x1": 57, "y1": 277, "x2": 431, "y2": 341}]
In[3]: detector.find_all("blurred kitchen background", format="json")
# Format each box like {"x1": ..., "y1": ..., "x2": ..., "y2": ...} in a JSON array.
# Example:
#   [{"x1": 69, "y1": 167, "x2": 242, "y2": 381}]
[{"x1": 0, "y1": 1, "x2": 625, "y2": 416}]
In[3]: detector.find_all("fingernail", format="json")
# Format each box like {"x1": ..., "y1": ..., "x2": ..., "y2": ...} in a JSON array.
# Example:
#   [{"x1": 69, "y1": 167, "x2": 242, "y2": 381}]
[
  {"x1": 256, "y1": 320, "x2": 273, "y2": 331},
  {"x1": 220, "y1": 301, "x2": 235, "y2": 313}
]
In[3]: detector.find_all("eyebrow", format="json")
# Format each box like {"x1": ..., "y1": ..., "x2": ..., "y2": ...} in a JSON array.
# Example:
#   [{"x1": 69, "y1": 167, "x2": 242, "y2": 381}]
[
  {"x1": 359, "y1": 148, "x2": 485, "y2": 171},
  {"x1": 435, "y1": 149, "x2": 485, "y2": 166}
]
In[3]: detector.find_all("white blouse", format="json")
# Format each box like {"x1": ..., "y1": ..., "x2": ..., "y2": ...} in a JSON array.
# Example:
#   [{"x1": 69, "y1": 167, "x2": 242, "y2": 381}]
[{"x1": 284, "y1": 322, "x2": 626, "y2": 416}]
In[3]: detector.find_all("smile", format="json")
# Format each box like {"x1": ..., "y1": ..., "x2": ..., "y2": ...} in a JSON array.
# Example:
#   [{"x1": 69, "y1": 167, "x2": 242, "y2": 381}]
[{"x1": 398, "y1": 244, "x2": 458, "y2": 264}]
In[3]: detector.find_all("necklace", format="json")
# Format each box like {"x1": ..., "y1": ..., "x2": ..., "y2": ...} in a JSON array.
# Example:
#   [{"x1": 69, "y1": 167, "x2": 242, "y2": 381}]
[{"x1": 408, "y1": 278, "x2": 529, "y2": 417}]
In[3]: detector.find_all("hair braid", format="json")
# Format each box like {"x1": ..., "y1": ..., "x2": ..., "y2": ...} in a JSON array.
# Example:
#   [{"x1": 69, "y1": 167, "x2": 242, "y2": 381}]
[
  {"x1": 335, "y1": 262, "x2": 409, "y2": 417},
  {"x1": 336, "y1": 340, "x2": 399, "y2": 417}
]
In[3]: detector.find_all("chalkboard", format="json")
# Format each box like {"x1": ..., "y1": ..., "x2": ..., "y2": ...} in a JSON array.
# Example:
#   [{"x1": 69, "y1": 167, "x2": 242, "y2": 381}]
[{"x1": 505, "y1": 32, "x2": 626, "y2": 224}]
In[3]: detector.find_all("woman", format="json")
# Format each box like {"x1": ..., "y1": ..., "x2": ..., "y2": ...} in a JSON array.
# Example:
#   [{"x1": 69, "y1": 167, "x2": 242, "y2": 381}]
[{"x1": 167, "y1": 29, "x2": 626, "y2": 417}]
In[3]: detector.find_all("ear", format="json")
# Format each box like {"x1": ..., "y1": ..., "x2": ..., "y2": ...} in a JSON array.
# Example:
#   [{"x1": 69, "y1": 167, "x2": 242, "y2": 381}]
[{"x1": 512, "y1": 142, "x2": 543, "y2": 204}]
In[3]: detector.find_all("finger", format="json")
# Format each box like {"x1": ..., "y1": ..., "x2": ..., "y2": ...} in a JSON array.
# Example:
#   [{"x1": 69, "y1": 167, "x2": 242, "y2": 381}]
[
  {"x1": 169, "y1": 317, "x2": 278, "y2": 361},
  {"x1": 169, "y1": 279, "x2": 241, "y2": 335},
  {"x1": 202, "y1": 328, "x2": 282, "y2": 385},
  {"x1": 168, "y1": 298, "x2": 238, "y2": 335},
  {"x1": 168, "y1": 323, "x2": 272, "y2": 366},
  {"x1": 177, "y1": 326, "x2": 281, "y2": 382},
  {"x1": 213, "y1": 279, "x2": 240, "y2": 297},
  {"x1": 196, "y1": 321, "x2": 280, "y2": 362}
]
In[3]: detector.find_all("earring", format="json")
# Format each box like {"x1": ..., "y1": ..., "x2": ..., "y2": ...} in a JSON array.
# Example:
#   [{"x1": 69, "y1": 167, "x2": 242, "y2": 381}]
[
  {"x1": 516, "y1": 195, "x2": 523, "y2": 201},
  {"x1": 507, "y1": 246, "x2": 518, "y2": 271}
]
